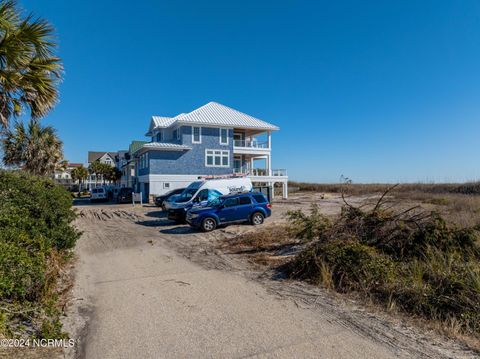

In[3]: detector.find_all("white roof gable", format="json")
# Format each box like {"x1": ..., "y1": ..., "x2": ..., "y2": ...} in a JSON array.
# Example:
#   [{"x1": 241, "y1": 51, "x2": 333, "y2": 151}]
[{"x1": 150, "y1": 102, "x2": 279, "y2": 132}]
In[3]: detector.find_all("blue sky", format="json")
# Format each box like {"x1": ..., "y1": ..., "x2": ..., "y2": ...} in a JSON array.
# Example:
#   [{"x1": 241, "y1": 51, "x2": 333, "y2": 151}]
[{"x1": 19, "y1": 0, "x2": 480, "y2": 182}]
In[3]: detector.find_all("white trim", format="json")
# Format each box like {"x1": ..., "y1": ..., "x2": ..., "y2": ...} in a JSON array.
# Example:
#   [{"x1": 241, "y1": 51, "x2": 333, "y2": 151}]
[
  {"x1": 192, "y1": 126, "x2": 202, "y2": 144},
  {"x1": 233, "y1": 147, "x2": 271, "y2": 155},
  {"x1": 205, "y1": 149, "x2": 230, "y2": 167},
  {"x1": 139, "y1": 174, "x2": 204, "y2": 182},
  {"x1": 219, "y1": 128, "x2": 229, "y2": 145}
]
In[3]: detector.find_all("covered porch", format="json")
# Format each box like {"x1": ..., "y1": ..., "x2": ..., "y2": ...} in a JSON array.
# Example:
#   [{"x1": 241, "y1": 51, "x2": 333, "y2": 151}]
[{"x1": 233, "y1": 153, "x2": 288, "y2": 199}]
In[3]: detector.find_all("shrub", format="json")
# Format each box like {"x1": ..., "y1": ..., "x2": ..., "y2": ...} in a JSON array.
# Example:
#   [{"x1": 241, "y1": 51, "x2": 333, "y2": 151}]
[
  {"x1": 291, "y1": 241, "x2": 395, "y2": 293},
  {"x1": 287, "y1": 187, "x2": 480, "y2": 337},
  {"x1": 0, "y1": 170, "x2": 79, "y2": 338},
  {"x1": 286, "y1": 204, "x2": 331, "y2": 242},
  {"x1": 0, "y1": 171, "x2": 79, "y2": 250},
  {"x1": 0, "y1": 241, "x2": 46, "y2": 301}
]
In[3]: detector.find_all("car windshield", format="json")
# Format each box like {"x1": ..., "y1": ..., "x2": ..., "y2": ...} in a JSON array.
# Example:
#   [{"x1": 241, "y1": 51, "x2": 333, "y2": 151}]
[
  {"x1": 165, "y1": 188, "x2": 183, "y2": 197},
  {"x1": 176, "y1": 183, "x2": 201, "y2": 202}
]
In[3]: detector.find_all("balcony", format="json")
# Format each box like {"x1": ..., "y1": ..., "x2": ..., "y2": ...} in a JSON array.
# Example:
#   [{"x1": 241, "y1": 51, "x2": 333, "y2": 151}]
[
  {"x1": 233, "y1": 139, "x2": 270, "y2": 155},
  {"x1": 233, "y1": 139, "x2": 269, "y2": 149}
]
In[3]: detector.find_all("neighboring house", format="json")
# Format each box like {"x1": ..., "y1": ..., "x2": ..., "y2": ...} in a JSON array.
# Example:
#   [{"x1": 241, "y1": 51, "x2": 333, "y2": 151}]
[
  {"x1": 119, "y1": 141, "x2": 146, "y2": 188},
  {"x1": 133, "y1": 102, "x2": 288, "y2": 199},
  {"x1": 53, "y1": 162, "x2": 83, "y2": 189},
  {"x1": 86, "y1": 151, "x2": 118, "y2": 189}
]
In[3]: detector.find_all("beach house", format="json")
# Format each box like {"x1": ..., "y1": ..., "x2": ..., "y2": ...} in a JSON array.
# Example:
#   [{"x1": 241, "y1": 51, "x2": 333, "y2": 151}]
[{"x1": 132, "y1": 102, "x2": 288, "y2": 199}]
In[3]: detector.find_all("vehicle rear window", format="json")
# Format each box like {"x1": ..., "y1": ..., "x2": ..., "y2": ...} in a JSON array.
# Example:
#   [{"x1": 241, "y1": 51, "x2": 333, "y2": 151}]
[
  {"x1": 253, "y1": 195, "x2": 267, "y2": 203},
  {"x1": 239, "y1": 197, "x2": 252, "y2": 205},
  {"x1": 92, "y1": 189, "x2": 98, "y2": 194}
]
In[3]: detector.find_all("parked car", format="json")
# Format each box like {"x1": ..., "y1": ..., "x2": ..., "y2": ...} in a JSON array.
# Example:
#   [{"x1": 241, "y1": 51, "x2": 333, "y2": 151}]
[
  {"x1": 154, "y1": 188, "x2": 185, "y2": 209},
  {"x1": 90, "y1": 187, "x2": 108, "y2": 202},
  {"x1": 116, "y1": 187, "x2": 133, "y2": 204},
  {"x1": 186, "y1": 192, "x2": 271, "y2": 232},
  {"x1": 165, "y1": 177, "x2": 253, "y2": 223}
]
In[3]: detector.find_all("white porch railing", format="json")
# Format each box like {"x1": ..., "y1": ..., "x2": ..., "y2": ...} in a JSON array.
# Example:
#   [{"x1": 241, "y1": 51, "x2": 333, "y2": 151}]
[
  {"x1": 233, "y1": 140, "x2": 269, "y2": 149},
  {"x1": 272, "y1": 169, "x2": 287, "y2": 176},
  {"x1": 233, "y1": 168, "x2": 287, "y2": 177}
]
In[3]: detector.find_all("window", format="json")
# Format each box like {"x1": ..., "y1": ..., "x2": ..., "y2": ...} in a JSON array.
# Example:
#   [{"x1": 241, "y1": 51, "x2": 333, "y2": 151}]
[
  {"x1": 145, "y1": 152, "x2": 149, "y2": 168},
  {"x1": 192, "y1": 126, "x2": 201, "y2": 143},
  {"x1": 205, "y1": 149, "x2": 230, "y2": 167},
  {"x1": 239, "y1": 197, "x2": 252, "y2": 205},
  {"x1": 220, "y1": 128, "x2": 228, "y2": 145},
  {"x1": 224, "y1": 198, "x2": 239, "y2": 207},
  {"x1": 173, "y1": 127, "x2": 181, "y2": 141},
  {"x1": 253, "y1": 194, "x2": 267, "y2": 203},
  {"x1": 156, "y1": 131, "x2": 162, "y2": 142},
  {"x1": 164, "y1": 183, "x2": 170, "y2": 189},
  {"x1": 104, "y1": 158, "x2": 112, "y2": 165},
  {"x1": 196, "y1": 189, "x2": 209, "y2": 202}
]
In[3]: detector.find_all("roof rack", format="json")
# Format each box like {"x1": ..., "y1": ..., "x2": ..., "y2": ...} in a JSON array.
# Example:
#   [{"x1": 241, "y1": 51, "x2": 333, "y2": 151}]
[{"x1": 221, "y1": 190, "x2": 253, "y2": 197}]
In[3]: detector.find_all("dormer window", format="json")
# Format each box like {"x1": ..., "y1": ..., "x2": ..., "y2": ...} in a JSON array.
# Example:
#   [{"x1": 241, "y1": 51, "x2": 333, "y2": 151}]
[{"x1": 156, "y1": 131, "x2": 162, "y2": 142}]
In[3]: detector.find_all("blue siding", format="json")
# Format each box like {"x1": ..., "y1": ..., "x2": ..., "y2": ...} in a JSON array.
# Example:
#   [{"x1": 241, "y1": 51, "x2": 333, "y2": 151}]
[{"x1": 141, "y1": 126, "x2": 234, "y2": 175}]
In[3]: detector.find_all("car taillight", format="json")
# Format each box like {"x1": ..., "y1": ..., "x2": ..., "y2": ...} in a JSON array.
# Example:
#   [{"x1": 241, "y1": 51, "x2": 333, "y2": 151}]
[{"x1": 266, "y1": 203, "x2": 271, "y2": 209}]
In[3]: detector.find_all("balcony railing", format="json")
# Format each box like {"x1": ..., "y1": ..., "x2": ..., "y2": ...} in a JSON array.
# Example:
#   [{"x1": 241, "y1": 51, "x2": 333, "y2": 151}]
[
  {"x1": 272, "y1": 169, "x2": 288, "y2": 176},
  {"x1": 233, "y1": 168, "x2": 288, "y2": 177},
  {"x1": 233, "y1": 140, "x2": 269, "y2": 149}
]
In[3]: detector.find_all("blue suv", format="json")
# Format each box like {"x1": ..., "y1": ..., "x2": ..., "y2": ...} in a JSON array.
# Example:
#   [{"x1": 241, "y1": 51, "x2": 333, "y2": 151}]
[{"x1": 186, "y1": 192, "x2": 271, "y2": 232}]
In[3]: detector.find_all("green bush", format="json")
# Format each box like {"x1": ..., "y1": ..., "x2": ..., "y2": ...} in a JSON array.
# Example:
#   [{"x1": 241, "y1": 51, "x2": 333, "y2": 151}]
[
  {"x1": 0, "y1": 170, "x2": 79, "y2": 338},
  {"x1": 287, "y1": 204, "x2": 331, "y2": 242},
  {"x1": 287, "y1": 189, "x2": 480, "y2": 337},
  {"x1": 0, "y1": 170, "x2": 79, "y2": 250},
  {"x1": 0, "y1": 241, "x2": 46, "y2": 301}
]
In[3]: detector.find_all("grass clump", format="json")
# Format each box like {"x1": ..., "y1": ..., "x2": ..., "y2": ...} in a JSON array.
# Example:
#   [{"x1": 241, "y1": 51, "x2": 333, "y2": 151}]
[
  {"x1": 0, "y1": 170, "x2": 80, "y2": 338},
  {"x1": 287, "y1": 187, "x2": 480, "y2": 338}
]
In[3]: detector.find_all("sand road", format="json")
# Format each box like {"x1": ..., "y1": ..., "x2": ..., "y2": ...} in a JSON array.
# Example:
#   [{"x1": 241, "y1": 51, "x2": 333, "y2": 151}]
[{"x1": 63, "y1": 195, "x2": 476, "y2": 359}]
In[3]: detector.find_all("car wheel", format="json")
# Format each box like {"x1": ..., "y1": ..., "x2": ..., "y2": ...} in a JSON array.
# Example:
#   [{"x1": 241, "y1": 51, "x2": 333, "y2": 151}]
[
  {"x1": 202, "y1": 217, "x2": 217, "y2": 232},
  {"x1": 251, "y1": 212, "x2": 264, "y2": 225}
]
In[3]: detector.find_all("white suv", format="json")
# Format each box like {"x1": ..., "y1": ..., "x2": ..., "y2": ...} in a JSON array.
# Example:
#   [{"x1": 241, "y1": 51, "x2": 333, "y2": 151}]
[{"x1": 90, "y1": 187, "x2": 108, "y2": 202}]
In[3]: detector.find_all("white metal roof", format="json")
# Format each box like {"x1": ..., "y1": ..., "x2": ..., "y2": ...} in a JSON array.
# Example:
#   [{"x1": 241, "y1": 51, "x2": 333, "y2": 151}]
[
  {"x1": 152, "y1": 116, "x2": 176, "y2": 128},
  {"x1": 133, "y1": 142, "x2": 192, "y2": 155},
  {"x1": 151, "y1": 102, "x2": 279, "y2": 132}
]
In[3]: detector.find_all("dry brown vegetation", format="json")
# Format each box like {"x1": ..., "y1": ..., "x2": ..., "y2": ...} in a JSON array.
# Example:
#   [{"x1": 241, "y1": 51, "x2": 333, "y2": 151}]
[
  {"x1": 289, "y1": 181, "x2": 480, "y2": 196},
  {"x1": 220, "y1": 225, "x2": 298, "y2": 267},
  {"x1": 290, "y1": 181, "x2": 480, "y2": 228},
  {"x1": 230, "y1": 183, "x2": 480, "y2": 351}
]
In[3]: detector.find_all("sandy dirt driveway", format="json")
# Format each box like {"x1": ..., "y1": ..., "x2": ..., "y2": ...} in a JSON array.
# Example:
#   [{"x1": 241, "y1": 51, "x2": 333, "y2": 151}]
[{"x1": 63, "y1": 194, "x2": 475, "y2": 359}]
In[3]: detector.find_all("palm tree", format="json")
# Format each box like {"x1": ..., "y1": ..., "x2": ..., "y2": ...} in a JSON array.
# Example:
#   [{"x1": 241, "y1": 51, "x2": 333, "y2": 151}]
[
  {"x1": 104, "y1": 166, "x2": 122, "y2": 185},
  {"x1": 0, "y1": 0, "x2": 63, "y2": 130},
  {"x1": 88, "y1": 161, "x2": 105, "y2": 186},
  {"x1": 1, "y1": 119, "x2": 64, "y2": 175},
  {"x1": 71, "y1": 165, "x2": 88, "y2": 194}
]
